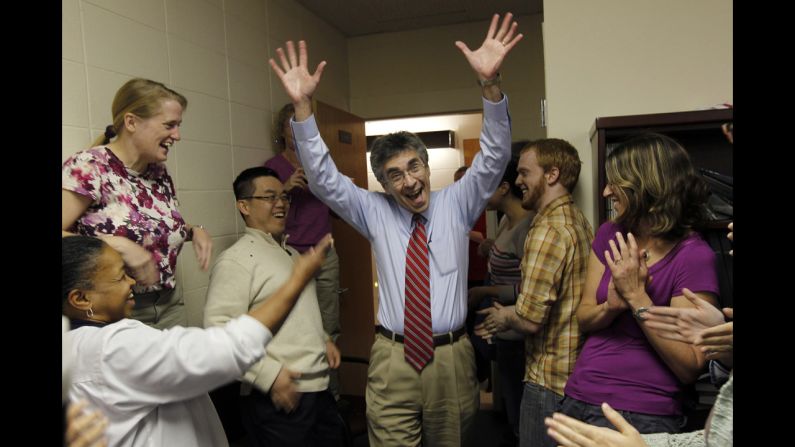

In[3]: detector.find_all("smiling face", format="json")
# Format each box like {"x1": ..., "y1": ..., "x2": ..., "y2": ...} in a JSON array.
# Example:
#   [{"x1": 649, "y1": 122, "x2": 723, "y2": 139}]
[
  {"x1": 383, "y1": 149, "x2": 431, "y2": 214},
  {"x1": 87, "y1": 246, "x2": 137, "y2": 323},
  {"x1": 130, "y1": 98, "x2": 183, "y2": 164},
  {"x1": 238, "y1": 175, "x2": 290, "y2": 238},
  {"x1": 515, "y1": 150, "x2": 547, "y2": 211},
  {"x1": 603, "y1": 183, "x2": 627, "y2": 217}
]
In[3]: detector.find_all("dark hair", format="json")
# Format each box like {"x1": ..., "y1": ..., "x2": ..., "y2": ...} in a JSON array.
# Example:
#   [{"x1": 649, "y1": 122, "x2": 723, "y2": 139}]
[
  {"x1": 62, "y1": 236, "x2": 105, "y2": 306},
  {"x1": 521, "y1": 138, "x2": 582, "y2": 192},
  {"x1": 454, "y1": 166, "x2": 468, "y2": 176},
  {"x1": 606, "y1": 133, "x2": 709, "y2": 239},
  {"x1": 273, "y1": 103, "x2": 295, "y2": 152},
  {"x1": 233, "y1": 166, "x2": 282, "y2": 200},
  {"x1": 369, "y1": 131, "x2": 429, "y2": 184}
]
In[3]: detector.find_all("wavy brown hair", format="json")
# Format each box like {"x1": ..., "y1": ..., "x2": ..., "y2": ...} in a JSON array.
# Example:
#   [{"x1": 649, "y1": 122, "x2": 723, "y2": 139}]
[
  {"x1": 606, "y1": 133, "x2": 709, "y2": 240},
  {"x1": 272, "y1": 103, "x2": 295, "y2": 152}
]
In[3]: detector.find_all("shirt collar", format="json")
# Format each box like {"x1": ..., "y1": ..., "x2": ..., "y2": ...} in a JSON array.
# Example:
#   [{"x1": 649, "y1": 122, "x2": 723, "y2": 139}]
[
  {"x1": 396, "y1": 202, "x2": 432, "y2": 229},
  {"x1": 244, "y1": 226, "x2": 290, "y2": 251},
  {"x1": 534, "y1": 193, "x2": 574, "y2": 221}
]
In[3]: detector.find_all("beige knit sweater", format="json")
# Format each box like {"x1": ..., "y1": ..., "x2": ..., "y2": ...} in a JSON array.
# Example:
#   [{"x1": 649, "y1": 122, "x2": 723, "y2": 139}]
[{"x1": 203, "y1": 227, "x2": 329, "y2": 394}]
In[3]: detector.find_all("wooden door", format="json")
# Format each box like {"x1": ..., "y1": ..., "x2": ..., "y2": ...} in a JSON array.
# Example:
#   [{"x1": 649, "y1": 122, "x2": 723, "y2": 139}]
[
  {"x1": 313, "y1": 100, "x2": 374, "y2": 397},
  {"x1": 463, "y1": 138, "x2": 481, "y2": 166}
]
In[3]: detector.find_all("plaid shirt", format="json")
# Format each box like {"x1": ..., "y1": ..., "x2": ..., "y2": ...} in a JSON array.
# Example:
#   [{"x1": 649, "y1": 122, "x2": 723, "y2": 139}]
[{"x1": 516, "y1": 194, "x2": 593, "y2": 395}]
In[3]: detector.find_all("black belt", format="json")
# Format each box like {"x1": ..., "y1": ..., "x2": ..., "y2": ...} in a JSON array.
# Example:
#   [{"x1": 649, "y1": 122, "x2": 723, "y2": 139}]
[{"x1": 376, "y1": 325, "x2": 466, "y2": 347}]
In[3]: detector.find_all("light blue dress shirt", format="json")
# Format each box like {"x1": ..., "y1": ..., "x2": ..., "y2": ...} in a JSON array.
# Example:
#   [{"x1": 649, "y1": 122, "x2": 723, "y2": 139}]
[{"x1": 291, "y1": 97, "x2": 511, "y2": 334}]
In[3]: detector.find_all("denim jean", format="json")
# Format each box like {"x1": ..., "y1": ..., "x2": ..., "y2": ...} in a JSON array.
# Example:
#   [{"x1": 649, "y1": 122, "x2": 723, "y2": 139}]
[
  {"x1": 519, "y1": 382, "x2": 562, "y2": 447},
  {"x1": 556, "y1": 395, "x2": 685, "y2": 434}
]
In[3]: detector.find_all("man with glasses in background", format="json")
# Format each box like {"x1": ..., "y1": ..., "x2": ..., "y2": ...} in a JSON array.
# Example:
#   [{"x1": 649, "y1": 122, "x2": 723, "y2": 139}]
[
  {"x1": 268, "y1": 12, "x2": 523, "y2": 445},
  {"x1": 203, "y1": 166, "x2": 344, "y2": 446}
]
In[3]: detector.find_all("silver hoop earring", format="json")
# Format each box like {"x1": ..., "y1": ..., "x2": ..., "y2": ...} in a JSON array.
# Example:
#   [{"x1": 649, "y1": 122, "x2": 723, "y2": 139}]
[{"x1": 86, "y1": 306, "x2": 94, "y2": 319}]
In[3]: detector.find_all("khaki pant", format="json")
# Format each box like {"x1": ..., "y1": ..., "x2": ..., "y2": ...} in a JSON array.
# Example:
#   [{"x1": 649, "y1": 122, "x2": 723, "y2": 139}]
[
  {"x1": 130, "y1": 280, "x2": 186, "y2": 330},
  {"x1": 316, "y1": 246, "x2": 340, "y2": 399},
  {"x1": 366, "y1": 332, "x2": 479, "y2": 447}
]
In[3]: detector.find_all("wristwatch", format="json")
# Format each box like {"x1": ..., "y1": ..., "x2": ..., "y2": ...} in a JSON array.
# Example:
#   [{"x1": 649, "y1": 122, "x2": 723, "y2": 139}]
[
  {"x1": 633, "y1": 306, "x2": 649, "y2": 321},
  {"x1": 477, "y1": 72, "x2": 501, "y2": 87}
]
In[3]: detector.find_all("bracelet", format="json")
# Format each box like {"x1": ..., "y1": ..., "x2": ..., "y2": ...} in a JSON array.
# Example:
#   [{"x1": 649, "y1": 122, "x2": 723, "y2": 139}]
[
  {"x1": 188, "y1": 224, "x2": 204, "y2": 239},
  {"x1": 477, "y1": 72, "x2": 501, "y2": 87}
]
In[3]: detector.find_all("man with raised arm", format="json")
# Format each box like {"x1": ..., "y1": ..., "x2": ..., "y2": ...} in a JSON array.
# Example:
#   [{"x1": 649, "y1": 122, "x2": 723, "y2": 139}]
[{"x1": 269, "y1": 13, "x2": 522, "y2": 446}]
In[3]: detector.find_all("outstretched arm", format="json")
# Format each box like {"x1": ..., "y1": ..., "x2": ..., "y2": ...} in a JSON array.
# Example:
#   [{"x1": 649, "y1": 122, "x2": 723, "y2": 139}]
[
  {"x1": 455, "y1": 13, "x2": 523, "y2": 102},
  {"x1": 269, "y1": 40, "x2": 327, "y2": 121}
]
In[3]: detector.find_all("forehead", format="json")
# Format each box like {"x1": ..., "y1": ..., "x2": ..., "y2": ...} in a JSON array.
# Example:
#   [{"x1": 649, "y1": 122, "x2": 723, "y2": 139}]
[
  {"x1": 151, "y1": 99, "x2": 184, "y2": 121},
  {"x1": 96, "y1": 246, "x2": 125, "y2": 276},
  {"x1": 384, "y1": 150, "x2": 422, "y2": 170},
  {"x1": 518, "y1": 150, "x2": 539, "y2": 170},
  {"x1": 251, "y1": 175, "x2": 284, "y2": 193}
]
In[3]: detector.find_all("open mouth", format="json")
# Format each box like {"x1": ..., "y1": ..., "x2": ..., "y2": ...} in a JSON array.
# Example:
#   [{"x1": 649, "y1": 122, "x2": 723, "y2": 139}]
[
  {"x1": 160, "y1": 141, "x2": 173, "y2": 152},
  {"x1": 405, "y1": 188, "x2": 423, "y2": 203},
  {"x1": 273, "y1": 211, "x2": 286, "y2": 218}
]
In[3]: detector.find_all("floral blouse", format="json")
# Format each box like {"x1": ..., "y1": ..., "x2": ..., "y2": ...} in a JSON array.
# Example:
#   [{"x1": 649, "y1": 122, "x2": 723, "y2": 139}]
[{"x1": 62, "y1": 147, "x2": 187, "y2": 291}]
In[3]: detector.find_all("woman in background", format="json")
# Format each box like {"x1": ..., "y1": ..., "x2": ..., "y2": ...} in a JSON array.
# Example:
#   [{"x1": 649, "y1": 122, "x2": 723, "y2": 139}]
[
  {"x1": 62, "y1": 78, "x2": 211, "y2": 329},
  {"x1": 470, "y1": 151, "x2": 534, "y2": 444}
]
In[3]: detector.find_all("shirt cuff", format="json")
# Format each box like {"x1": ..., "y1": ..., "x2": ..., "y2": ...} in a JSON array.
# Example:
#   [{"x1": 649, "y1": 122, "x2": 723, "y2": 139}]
[
  {"x1": 235, "y1": 314, "x2": 273, "y2": 349},
  {"x1": 291, "y1": 114, "x2": 320, "y2": 142},
  {"x1": 515, "y1": 293, "x2": 549, "y2": 325},
  {"x1": 482, "y1": 94, "x2": 508, "y2": 119}
]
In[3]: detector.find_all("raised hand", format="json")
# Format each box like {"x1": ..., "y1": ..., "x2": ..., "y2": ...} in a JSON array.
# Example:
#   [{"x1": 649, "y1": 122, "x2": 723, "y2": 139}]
[
  {"x1": 285, "y1": 168, "x2": 308, "y2": 191},
  {"x1": 293, "y1": 233, "x2": 334, "y2": 281},
  {"x1": 269, "y1": 40, "x2": 327, "y2": 120},
  {"x1": 455, "y1": 13, "x2": 523, "y2": 81}
]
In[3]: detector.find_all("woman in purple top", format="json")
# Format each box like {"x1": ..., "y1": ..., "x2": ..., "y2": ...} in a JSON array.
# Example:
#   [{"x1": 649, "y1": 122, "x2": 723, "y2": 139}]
[{"x1": 559, "y1": 133, "x2": 719, "y2": 434}]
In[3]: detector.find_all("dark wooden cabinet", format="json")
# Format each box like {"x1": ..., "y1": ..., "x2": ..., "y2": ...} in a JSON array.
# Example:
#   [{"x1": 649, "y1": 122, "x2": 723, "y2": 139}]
[
  {"x1": 590, "y1": 108, "x2": 733, "y2": 224},
  {"x1": 589, "y1": 108, "x2": 733, "y2": 307}
]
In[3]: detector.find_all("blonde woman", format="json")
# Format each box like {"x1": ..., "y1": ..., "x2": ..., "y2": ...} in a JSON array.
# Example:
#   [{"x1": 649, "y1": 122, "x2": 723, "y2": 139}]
[{"x1": 62, "y1": 78, "x2": 211, "y2": 329}]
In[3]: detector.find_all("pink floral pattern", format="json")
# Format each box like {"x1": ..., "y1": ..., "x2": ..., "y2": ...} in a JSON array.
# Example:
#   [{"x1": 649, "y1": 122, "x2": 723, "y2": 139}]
[{"x1": 62, "y1": 147, "x2": 186, "y2": 291}]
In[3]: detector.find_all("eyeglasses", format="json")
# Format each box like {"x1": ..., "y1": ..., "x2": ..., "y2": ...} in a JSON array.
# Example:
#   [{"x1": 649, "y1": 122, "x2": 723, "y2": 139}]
[
  {"x1": 385, "y1": 162, "x2": 427, "y2": 188},
  {"x1": 240, "y1": 194, "x2": 292, "y2": 204}
]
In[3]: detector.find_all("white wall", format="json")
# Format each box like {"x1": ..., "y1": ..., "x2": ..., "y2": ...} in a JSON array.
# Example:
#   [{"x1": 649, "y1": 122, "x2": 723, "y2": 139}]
[
  {"x1": 543, "y1": 0, "x2": 733, "y2": 226},
  {"x1": 62, "y1": 0, "x2": 350, "y2": 326},
  {"x1": 348, "y1": 14, "x2": 546, "y2": 142}
]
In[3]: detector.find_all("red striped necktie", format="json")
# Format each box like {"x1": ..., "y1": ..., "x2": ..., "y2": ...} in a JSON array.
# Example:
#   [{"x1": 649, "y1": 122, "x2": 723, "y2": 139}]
[{"x1": 404, "y1": 214, "x2": 433, "y2": 371}]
